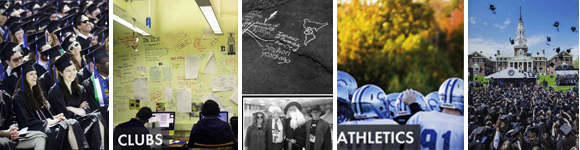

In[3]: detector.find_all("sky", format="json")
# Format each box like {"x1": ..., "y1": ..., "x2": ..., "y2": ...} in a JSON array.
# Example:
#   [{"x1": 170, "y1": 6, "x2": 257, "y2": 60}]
[{"x1": 468, "y1": 0, "x2": 579, "y2": 61}]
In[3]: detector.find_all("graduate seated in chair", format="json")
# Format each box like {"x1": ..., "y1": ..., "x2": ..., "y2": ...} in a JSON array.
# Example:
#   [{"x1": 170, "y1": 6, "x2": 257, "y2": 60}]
[
  {"x1": 11, "y1": 60, "x2": 86, "y2": 149},
  {"x1": 47, "y1": 53, "x2": 106, "y2": 149},
  {"x1": 0, "y1": 63, "x2": 46, "y2": 150},
  {"x1": 188, "y1": 100, "x2": 237, "y2": 150}
]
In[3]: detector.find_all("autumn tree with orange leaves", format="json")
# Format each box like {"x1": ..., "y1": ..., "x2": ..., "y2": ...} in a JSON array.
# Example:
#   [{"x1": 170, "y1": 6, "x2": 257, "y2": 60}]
[{"x1": 338, "y1": 0, "x2": 464, "y2": 94}]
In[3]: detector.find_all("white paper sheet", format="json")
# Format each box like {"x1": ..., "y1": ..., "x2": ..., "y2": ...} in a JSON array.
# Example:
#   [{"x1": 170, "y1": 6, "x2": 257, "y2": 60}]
[
  {"x1": 185, "y1": 56, "x2": 200, "y2": 79},
  {"x1": 203, "y1": 51, "x2": 217, "y2": 74},
  {"x1": 164, "y1": 88, "x2": 172, "y2": 100},
  {"x1": 212, "y1": 75, "x2": 236, "y2": 91},
  {"x1": 133, "y1": 78, "x2": 149, "y2": 99},
  {"x1": 202, "y1": 92, "x2": 225, "y2": 109},
  {"x1": 176, "y1": 89, "x2": 192, "y2": 113},
  {"x1": 229, "y1": 88, "x2": 238, "y2": 105}
]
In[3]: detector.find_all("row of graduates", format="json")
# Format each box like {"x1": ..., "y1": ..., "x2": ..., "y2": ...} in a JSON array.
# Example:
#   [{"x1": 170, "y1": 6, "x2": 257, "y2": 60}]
[{"x1": 0, "y1": 1, "x2": 109, "y2": 149}]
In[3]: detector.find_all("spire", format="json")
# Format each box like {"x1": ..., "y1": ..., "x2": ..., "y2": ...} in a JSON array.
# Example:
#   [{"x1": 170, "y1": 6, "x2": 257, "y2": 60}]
[{"x1": 519, "y1": 6, "x2": 522, "y2": 21}]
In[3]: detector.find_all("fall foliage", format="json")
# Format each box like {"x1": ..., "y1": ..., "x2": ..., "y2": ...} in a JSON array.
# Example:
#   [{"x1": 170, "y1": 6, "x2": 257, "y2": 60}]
[{"x1": 338, "y1": 0, "x2": 464, "y2": 94}]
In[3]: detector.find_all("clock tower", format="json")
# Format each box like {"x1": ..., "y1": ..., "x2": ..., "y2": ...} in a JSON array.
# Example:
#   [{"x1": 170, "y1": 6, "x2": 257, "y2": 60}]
[{"x1": 514, "y1": 6, "x2": 528, "y2": 56}]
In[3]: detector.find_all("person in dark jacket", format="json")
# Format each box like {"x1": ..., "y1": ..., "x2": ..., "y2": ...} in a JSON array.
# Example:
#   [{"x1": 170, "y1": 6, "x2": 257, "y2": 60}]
[
  {"x1": 304, "y1": 105, "x2": 331, "y2": 150},
  {"x1": 188, "y1": 100, "x2": 237, "y2": 149},
  {"x1": 283, "y1": 101, "x2": 306, "y2": 150},
  {"x1": 113, "y1": 107, "x2": 153, "y2": 150}
]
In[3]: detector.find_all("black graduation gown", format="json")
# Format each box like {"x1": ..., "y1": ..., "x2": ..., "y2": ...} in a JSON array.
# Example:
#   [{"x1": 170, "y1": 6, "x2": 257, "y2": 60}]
[
  {"x1": 82, "y1": 78, "x2": 108, "y2": 123},
  {"x1": 76, "y1": 36, "x2": 91, "y2": 51},
  {"x1": 38, "y1": 71, "x2": 53, "y2": 99},
  {"x1": 0, "y1": 90, "x2": 17, "y2": 149},
  {"x1": 77, "y1": 67, "x2": 91, "y2": 84},
  {"x1": 47, "y1": 85, "x2": 105, "y2": 149},
  {"x1": 32, "y1": 63, "x2": 47, "y2": 78},
  {"x1": 12, "y1": 90, "x2": 85, "y2": 149},
  {"x1": 1, "y1": 74, "x2": 17, "y2": 96}
]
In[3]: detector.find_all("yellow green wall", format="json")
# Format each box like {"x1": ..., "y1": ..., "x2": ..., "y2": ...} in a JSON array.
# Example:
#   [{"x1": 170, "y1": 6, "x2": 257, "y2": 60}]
[{"x1": 112, "y1": 0, "x2": 238, "y2": 131}]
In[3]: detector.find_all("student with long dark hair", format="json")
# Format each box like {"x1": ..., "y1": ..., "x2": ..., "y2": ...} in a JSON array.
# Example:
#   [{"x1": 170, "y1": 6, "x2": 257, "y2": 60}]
[
  {"x1": 47, "y1": 53, "x2": 105, "y2": 149},
  {"x1": 11, "y1": 60, "x2": 85, "y2": 149}
]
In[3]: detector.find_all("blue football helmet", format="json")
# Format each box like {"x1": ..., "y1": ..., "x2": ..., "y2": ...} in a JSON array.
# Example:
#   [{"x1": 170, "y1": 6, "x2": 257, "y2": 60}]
[
  {"x1": 385, "y1": 93, "x2": 400, "y2": 119},
  {"x1": 394, "y1": 89, "x2": 427, "y2": 118},
  {"x1": 351, "y1": 85, "x2": 389, "y2": 119},
  {"x1": 425, "y1": 92, "x2": 441, "y2": 112},
  {"x1": 337, "y1": 84, "x2": 353, "y2": 124},
  {"x1": 438, "y1": 78, "x2": 464, "y2": 115},
  {"x1": 337, "y1": 71, "x2": 358, "y2": 99}
]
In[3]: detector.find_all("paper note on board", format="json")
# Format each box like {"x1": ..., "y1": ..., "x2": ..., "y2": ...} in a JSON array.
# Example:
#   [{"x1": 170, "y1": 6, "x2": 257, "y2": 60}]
[
  {"x1": 185, "y1": 56, "x2": 200, "y2": 79},
  {"x1": 202, "y1": 92, "x2": 225, "y2": 109},
  {"x1": 176, "y1": 89, "x2": 192, "y2": 113},
  {"x1": 212, "y1": 75, "x2": 236, "y2": 91},
  {"x1": 203, "y1": 51, "x2": 217, "y2": 74},
  {"x1": 164, "y1": 88, "x2": 173, "y2": 100},
  {"x1": 133, "y1": 78, "x2": 149, "y2": 99},
  {"x1": 230, "y1": 88, "x2": 238, "y2": 105}
]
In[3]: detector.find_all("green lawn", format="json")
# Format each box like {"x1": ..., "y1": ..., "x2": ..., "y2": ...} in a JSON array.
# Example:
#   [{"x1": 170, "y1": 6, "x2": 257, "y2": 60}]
[{"x1": 473, "y1": 75, "x2": 576, "y2": 91}]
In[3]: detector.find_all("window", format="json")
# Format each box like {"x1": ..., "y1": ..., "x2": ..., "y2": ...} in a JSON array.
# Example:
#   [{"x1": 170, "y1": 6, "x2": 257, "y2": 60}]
[{"x1": 479, "y1": 59, "x2": 482, "y2": 63}]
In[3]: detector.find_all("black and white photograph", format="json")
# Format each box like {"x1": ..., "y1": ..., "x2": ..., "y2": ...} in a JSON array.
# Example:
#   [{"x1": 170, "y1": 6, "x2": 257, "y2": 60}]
[
  {"x1": 241, "y1": 0, "x2": 333, "y2": 94},
  {"x1": 242, "y1": 97, "x2": 333, "y2": 150}
]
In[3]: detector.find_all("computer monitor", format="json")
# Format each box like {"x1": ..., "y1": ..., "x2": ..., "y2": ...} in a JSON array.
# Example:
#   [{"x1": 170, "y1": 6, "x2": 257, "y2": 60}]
[
  {"x1": 148, "y1": 112, "x2": 175, "y2": 130},
  {"x1": 200, "y1": 111, "x2": 228, "y2": 123}
]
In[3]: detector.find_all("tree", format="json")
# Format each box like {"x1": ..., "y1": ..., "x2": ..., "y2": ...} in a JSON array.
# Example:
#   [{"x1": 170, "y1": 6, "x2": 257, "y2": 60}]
[{"x1": 338, "y1": 0, "x2": 464, "y2": 94}]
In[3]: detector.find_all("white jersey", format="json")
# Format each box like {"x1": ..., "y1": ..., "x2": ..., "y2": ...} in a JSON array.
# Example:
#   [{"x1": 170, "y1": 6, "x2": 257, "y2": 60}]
[
  {"x1": 341, "y1": 118, "x2": 399, "y2": 125},
  {"x1": 407, "y1": 111, "x2": 463, "y2": 150}
]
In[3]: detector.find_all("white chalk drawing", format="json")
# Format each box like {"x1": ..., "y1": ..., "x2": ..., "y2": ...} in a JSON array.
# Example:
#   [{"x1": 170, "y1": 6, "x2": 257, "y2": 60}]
[
  {"x1": 264, "y1": 11, "x2": 278, "y2": 23},
  {"x1": 302, "y1": 19, "x2": 328, "y2": 46}
]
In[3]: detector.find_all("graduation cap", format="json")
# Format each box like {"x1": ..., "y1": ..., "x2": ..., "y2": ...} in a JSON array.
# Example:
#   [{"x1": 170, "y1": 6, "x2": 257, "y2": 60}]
[
  {"x1": 72, "y1": 12, "x2": 85, "y2": 28},
  {"x1": 572, "y1": 26, "x2": 577, "y2": 33},
  {"x1": 500, "y1": 115, "x2": 508, "y2": 120},
  {"x1": 85, "y1": 44, "x2": 107, "y2": 63},
  {"x1": 510, "y1": 127, "x2": 521, "y2": 137},
  {"x1": 57, "y1": 3, "x2": 70, "y2": 14},
  {"x1": 27, "y1": 2, "x2": 40, "y2": 12},
  {"x1": 509, "y1": 37, "x2": 514, "y2": 45},
  {"x1": 52, "y1": 52, "x2": 74, "y2": 72},
  {"x1": 79, "y1": 1, "x2": 91, "y2": 11},
  {"x1": 553, "y1": 22, "x2": 559, "y2": 32},
  {"x1": 87, "y1": 4, "x2": 99, "y2": 14},
  {"x1": 19, "y1": 11, "x2": 28, "y2": 18},
  {"x1": 558, "y1": 54, "x2": 564, "y2": 60},
  {"x1": 81, "y1": 44, "x2": 99, "y2": 56},
  {"x1": 2, "y1": 5, "x2": 18, "y2": 16},
  {"x1": 55, "y1": 25, "x2": 74, "y2": 43},
  {"x1": 91, "y1": 26, "x2": 104, "y2": 35},
  {"x1": 43, "y1": 7, "x2": 58, "y2": 16},
  {"x1": 546, "y1": 36, "x2": 551, "y2": 45},
  {"x1": 489, "y1": 5, "x2": 496, "y2": 14},
  {"x1": 22, "y1": 21, "x2": 35, "y2": 33},
  {"x1": 69, "y1": 6, "x2": 80, "y2": 14},
  {"x1": 42, "y1": 45, "x2": 64, "y2": 60},
  {"x1": 33, "y1": 17, "x2": 51, "y2": 30},
  {"x1": 474, "y1": 127, "x2": 485, "y2": 135},
  {"x1": 96, "y1": 16, "x2": 107, "y2": 27},
  {"x1": 560, "y1": 123, "x2": 573, "y2": 136},
  {"x1": 46, "y1": 20, "x2": 61, "y2": 34},
  {"x1": 61, "y1": 34, "x2": 76, "y2": 51},
  {"x1": 487, "y1": 108, "x2": 495, "y2": 114},
  {"x1": 12, "y1": 60, "x2": 35, "y2": 92},
  {"x1": 554, "y1": 47, "x2": 561, "y2": 53},
  {"x1": 8, "y1": 22, "x2": 23, "y2": 35},
  {"x1": 0, "y1": 42, "x2": 20, "y2": 61},
  {"x1": 566, "y1": 48, "x2": 572, "y2": 53},
  {"x1": 28, "y1": 34, "x2": 48, "y2": 60},
  {"x1": 4, "y1": 16, "x2": 20, "y2": 28}
]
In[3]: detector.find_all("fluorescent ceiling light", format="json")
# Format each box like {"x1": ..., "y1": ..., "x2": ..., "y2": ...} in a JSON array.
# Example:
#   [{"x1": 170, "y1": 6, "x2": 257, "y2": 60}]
[
  {"x1": 199, "y1": 6, "x2": 222, "y2": 34},
  {"x1": 112, "y1": 14, "x2": 151, "y2": 36}
]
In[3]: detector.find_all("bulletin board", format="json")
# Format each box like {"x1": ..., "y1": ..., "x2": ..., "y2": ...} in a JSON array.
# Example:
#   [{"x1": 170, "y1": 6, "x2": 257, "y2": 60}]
[{"x1": 112, "y1": 17, "x2": 238, "y2": 130}]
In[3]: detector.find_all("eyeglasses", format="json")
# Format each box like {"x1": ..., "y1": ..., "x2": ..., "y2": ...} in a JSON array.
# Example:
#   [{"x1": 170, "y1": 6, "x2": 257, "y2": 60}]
[
  {"x1": 81, "y1": 20, "x2": 89, "y2": 24},
  {"x1": 11, "y1": 56, "x2": 22, "y2": 62},
  {"x1": 68, "y1": 42, "x2": 79, "y2": 51},
  {"x1": 257, "y1": 116, "x2": 263, "y2": 119}
]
